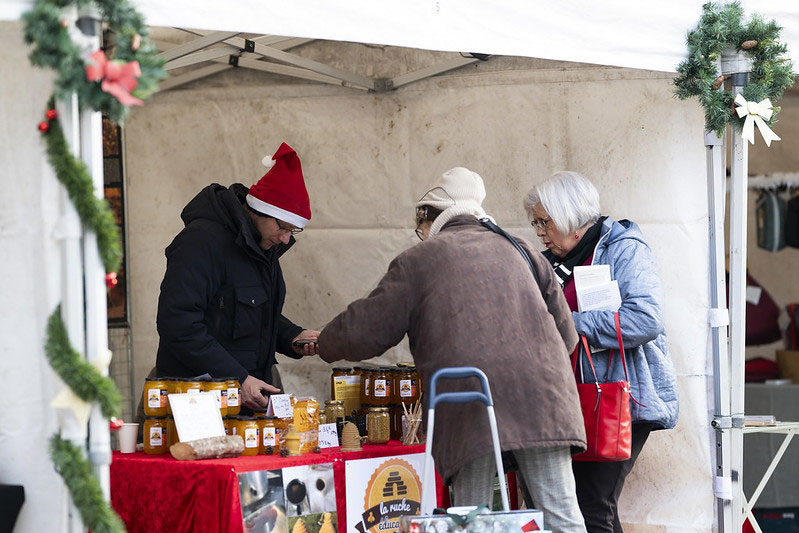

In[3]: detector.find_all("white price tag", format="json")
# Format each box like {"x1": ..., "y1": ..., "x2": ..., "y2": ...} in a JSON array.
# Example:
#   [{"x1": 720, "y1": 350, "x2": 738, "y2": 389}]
[
  {"x1": 318, "y1": 423, "x2": 339, "y2": 448},
  {"x1": 266, "y1": 394, "x2": 293, "y2": 418}
]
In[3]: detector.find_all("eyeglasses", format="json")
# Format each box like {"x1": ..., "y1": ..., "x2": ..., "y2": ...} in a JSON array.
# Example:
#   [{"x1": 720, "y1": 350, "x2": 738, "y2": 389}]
[
  {"x1": 274, "y1": 218, "x2": 303, "y2": 235},
  {"x1": 530, "y1": 216, "x2": 552, "y2": 231},
  {"x1": 415, "y1": 206, "x2": 429, "y2": 241}
]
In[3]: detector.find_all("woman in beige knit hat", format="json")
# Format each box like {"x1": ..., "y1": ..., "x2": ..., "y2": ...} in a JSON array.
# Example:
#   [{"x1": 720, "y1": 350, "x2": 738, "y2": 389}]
[{"x1": 320, "y1": 167, "x2": 587, "y2": 532}]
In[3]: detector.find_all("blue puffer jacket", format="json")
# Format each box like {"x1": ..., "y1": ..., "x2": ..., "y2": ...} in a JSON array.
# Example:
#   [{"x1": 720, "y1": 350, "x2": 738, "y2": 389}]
[{"x1": 572, "y1": 217, "x2": 679, "y2": 430}]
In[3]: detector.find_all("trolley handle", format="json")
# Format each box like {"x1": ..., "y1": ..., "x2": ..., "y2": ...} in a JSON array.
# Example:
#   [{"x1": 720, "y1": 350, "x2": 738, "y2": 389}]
[{"x1": 428, "y1": 367, "x2": 493, "y2": 408}]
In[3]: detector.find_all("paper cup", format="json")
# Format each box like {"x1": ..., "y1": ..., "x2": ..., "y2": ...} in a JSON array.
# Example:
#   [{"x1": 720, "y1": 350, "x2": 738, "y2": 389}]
[{"x1": 119, "y1": 423, "x2": 139, "y2": 453}]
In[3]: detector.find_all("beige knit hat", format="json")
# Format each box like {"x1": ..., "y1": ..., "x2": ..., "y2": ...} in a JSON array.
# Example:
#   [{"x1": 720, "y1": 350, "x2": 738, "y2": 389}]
[{"x1": 416, "y1": 167, "x2": 494, "y2": 238}]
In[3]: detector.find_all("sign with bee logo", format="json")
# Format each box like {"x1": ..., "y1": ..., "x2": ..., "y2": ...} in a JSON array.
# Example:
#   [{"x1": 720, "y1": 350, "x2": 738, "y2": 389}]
[{"x1": 345, "y1": 454, "x2": 433, "y2": 533}]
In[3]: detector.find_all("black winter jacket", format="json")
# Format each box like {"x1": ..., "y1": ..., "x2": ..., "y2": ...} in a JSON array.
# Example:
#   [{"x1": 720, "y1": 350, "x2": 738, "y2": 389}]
[{"x1": 155, "y1": 183, "x2": 304, "y2": 384}]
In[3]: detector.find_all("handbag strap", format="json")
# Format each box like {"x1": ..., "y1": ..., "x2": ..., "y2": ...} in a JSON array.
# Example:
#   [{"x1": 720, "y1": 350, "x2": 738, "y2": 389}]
[
  {"x1": 479, "y1": 218, "x2": 541, "y2": 290},
  {"x1": 572, "y1": 335, "x2": 600, "y2": 385}
]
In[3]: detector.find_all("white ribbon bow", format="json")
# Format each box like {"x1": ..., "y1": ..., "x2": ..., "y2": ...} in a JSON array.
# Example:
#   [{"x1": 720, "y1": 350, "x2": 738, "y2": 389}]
[{"x1": 734, "y1": 94, "x2": 781, "y2": 147}]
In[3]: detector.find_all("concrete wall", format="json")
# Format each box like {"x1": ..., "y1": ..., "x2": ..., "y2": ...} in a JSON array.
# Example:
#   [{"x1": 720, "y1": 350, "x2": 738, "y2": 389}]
[{"x1": 123, "y1": 53, "x2": 714, "y2": 531}]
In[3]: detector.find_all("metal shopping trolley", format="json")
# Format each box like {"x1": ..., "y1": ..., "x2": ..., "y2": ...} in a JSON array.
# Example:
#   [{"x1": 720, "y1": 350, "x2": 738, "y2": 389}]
[{"x1": 420, "y1": 366, "x2": 510, "y2": 515}]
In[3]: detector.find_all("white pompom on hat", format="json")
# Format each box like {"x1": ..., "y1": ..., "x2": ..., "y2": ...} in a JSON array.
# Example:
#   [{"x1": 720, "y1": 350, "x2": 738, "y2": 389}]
[{"x1": 416, "y1": 167, "x2": 494, "y2": 238}]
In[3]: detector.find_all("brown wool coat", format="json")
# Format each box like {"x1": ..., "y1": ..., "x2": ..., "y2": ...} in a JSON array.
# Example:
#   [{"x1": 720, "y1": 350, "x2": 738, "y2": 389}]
[{"x1": 319, "y1": 215, "x2": 585, "y2": 482}]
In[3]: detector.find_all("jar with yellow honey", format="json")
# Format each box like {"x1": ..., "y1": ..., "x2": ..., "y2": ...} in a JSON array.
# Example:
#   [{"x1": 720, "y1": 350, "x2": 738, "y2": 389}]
[
  {"x1": 225, "y1": 378, "x2": 241, "y2": 416},
  {"x1": 236, "y1": 416, "x2": 260, "y2": 456},
  {"x1": 202, "y1": 378, "x2": 228, "y2": 417},
  {"x1": 143, "y1": 377, "x2": 168, "y2": 417},
  {"x1": 258, "y1": 417, "x2": 279, "y2": 454},
  {"x1": 177, "y1": 378, "x2": 202, "y2": 395},
  {"x1": 144, "y1": 416, "x2": 168, "y2": 454}
]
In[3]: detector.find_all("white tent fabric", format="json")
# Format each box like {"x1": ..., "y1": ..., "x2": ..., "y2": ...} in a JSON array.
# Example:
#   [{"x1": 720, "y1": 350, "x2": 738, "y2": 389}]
[{"x1": 2, "y1": 0, "x2": 798, "y2": 72}]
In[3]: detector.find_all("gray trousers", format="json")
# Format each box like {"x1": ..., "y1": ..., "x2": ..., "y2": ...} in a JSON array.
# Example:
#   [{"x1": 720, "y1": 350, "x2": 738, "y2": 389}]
[{"x1": 452, "y1": 446, "x2": 587, "y2": 533}]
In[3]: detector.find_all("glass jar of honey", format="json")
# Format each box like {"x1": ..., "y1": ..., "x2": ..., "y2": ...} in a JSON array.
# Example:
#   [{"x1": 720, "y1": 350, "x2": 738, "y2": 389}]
[
  {"x1": 370, "y1": 369, "x2": 391, "y2": 406},
  {"x1": 224, "y1": 416, "x2": 237, "y2": 436},
  {"x1": 143, "y1": 416, "x2": 168, "y2": 454},
  {"x1": 166, "y1": 378, "x2": 180, "y2": 414},
  {"x1": 366, "y1": 407, "x2": 390, "y2": 444},
  {"x1": 274, "y1": 416, "x2": 292, "y2": 447},
  {"x1": 258, "y1": 417, "x2": 279, "y2": 454},
  {"x1": 143, "y1": 377, "x2": 168, "y2": 417},
  {"x1": 202, "y1": 378, "x2": 228, "y2": 417},
  {"x1": 177, "y1": 378, "x2": 202, "y2": 395},
  {"x1": 324, "y1": 400, "x2": 346, "y2": 425},
  {"x1": 166, "y1": 416, "x2": 178, "y2": 447},
  {"x1": 225, "y1": 378, "x2": 241, "y2": 416},
  {"x1": 358, "y1": 367, "x2": 372, "y2": 406},
  {"x1": 236, "y1": 416, "x2": 260, "y2": 456}
]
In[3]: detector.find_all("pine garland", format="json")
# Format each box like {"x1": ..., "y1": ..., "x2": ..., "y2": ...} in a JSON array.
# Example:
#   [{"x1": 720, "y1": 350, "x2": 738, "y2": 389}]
[
  {"x1": 673, "y1": 1, "x2": 794, "y2": 136},
  {"x1": 46, "y1": 306, "x2": 122, "y2": 419},
  {"x1": 42, "y1": 106, "x2": 122, "y2": 273},
  {"x1": 51, "y1": 435, "x2": 126, "y2": 533}
]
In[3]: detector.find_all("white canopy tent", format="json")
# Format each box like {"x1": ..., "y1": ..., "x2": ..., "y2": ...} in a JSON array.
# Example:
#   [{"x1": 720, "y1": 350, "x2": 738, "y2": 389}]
[{"x1": 1, "y1": 1, "x2": 797, "y2": 532}]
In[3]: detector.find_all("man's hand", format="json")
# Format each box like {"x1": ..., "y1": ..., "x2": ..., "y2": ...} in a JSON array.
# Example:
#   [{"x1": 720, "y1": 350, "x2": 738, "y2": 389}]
[
  {"x1": 241, "y1": 375, "x2": 280, "y2": 410},
  {"x1": 291, "y1": 329, "x2": 320, "y2": 357}
]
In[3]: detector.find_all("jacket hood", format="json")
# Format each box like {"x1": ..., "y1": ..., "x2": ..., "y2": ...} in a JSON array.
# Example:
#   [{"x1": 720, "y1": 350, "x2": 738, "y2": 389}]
[
  {"x1": 181, "y1": 183, "x2": 294, "y2": 259},
  {"x1": 600, "y1": 217, "x2": 648, "y2": 248}
]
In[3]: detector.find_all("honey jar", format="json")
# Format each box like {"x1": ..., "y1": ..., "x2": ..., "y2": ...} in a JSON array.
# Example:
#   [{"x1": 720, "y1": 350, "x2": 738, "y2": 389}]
[
  {"x1": 143, "y1": 416, "x2": 168, "y2": 454},
  {"x1": 274, "y1": 416, "x2": 292, "y2": 447},
  {"x1": 370, "y1": 368, "x2": 391, "y2": 406},
  {"x1": 236, "y1": 416, "x2": 260, "y2": 456},
  {"x1": 143, "y1": 377, "x2": 168, "y2": 417},
  {"x1": 366, "y1": 407, "x2": 390, "y2": 444},
  {"x1": 224, "y1": 416, "x2": 237, "y2": 436},
  {"x1": 202, "y1": 378, "x2": 228, "y2": 417},
  {"x1": 225, "y1": 378, "x2": 241, "y2": 416},
  {"x1": 166, "y1": 378, "x2": 180, "y2": 414},
  {"x1": 166, "y1": 416, "x2": 178, "y2": 447},
  {"x1": 358, "y1": 367, "x2": 372, "y2": 406},
  {"x1": 177, "y1": 379, "x2": 202, "y2": 395},
  {"x1": 258, "y1": 417, "x2": 279, "y2": 454}
]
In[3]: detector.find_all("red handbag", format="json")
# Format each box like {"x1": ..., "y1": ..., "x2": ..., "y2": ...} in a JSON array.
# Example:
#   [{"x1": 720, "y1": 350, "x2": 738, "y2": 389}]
[{"x1": 571, "y1": 312, "x2": 633, "y2": 462}]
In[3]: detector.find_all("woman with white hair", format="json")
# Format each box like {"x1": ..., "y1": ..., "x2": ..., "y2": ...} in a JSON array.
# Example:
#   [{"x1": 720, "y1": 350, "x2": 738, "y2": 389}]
[{"x1": 523, "y1": 171, "x2": 678, "y2": 533}]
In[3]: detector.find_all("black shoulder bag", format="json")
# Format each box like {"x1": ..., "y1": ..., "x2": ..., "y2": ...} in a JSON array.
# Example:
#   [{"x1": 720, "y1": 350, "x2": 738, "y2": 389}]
[{"x1": 479, "y1": 218, "x2": 541, "y2": 290}]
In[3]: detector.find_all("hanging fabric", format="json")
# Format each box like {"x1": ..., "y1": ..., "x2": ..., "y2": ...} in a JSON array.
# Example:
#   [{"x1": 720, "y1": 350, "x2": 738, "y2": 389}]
[{"x1": 785, "y1": 194, "x2": 799, "y2": 249}]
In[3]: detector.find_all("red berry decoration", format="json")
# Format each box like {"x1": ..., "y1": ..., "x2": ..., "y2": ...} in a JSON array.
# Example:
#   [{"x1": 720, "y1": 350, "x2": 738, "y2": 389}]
[
  {"x1": 109, "y1": 418, "x2": 124, "y2": 431},
  {"x1": 38, "y1": 121, "x2": 49, "y2": 132},
  {"x1": 46, "y1": 109, "x2": 58, "y2": 120},
  {"x1": 105, "y1": 272, "x2": 118, "y2": 288}
]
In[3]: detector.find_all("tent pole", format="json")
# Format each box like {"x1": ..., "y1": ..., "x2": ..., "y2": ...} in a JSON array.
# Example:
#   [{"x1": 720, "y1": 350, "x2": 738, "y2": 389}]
[
  {"x1": 77, "y1": 7, "x2": 113, "y2": 500},
  {"x1": 56, "y1": 92, "x2": 87, "y2": 533},
  {"x1": 707, "y1": 128, "x2": 733, "y2": 533},
  {"x1": 724, "y1": 47, "x2": 752, "y2": 532}
]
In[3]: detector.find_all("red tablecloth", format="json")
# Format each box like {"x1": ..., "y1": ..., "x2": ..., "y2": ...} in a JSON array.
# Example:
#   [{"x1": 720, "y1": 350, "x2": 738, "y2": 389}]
[{"x1": 111, "y1": 441, "x2": 446, "y2": 533}]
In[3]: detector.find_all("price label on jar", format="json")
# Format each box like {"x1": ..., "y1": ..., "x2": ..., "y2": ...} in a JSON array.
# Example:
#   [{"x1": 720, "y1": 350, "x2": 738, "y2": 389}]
[
  {"x1": 373, "y1": 379, "x2": 388, "y2": 398},
  {"x1": 262, "y1": 427, "x2": 276, "y2": 447},
  {"x1": 399, "y1": 379, "x2": 413, "y2": 398}
]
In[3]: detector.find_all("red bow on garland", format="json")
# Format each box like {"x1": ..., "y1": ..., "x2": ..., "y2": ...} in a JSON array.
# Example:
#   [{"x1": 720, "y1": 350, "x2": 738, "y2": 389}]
[{"x1": 85, "y1": 50, "x2": 143, "y2": 107}]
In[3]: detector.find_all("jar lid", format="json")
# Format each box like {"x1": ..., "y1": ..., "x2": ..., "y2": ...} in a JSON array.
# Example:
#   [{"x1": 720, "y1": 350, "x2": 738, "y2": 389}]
[
  {"x1": 145, "y1": 377, "x2": 166, "y2": 382},
  {"x1": 325, "y1": 400, "x2": 345, "y2": 406},
  {"x1": 226, "y1": 415, "x2": 240, "y2": 420},
  {"x1": 368, "y1": 407, "x2": 390, "y2": 412},
  {"x1": 332, "y1": 367, "x2": 352, "y2": 372},
  {"x1": 211, "y1": 377, "x2": 228, "y2": 382},
  {"x1": 396, "y1": 362, "x2": 415, "y2": 367},
  {"x1": 145, "y1": 415, "x2": 168, "y2": 420},
  {"x1": 238, "y1": 415, "x2": 256, "y2": 421},
  {"x1": 222, "y1": 377, "x2": 239, "y2": 382}
]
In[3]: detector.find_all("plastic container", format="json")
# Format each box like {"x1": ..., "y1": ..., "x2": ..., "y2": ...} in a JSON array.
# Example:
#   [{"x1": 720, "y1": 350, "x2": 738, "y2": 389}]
[
  {"x1": 143, "y1": 416, "x2": 168, "y2": 454},
  {"x1": 143, "y1": 378, "x2": 168, "y2": 417}
]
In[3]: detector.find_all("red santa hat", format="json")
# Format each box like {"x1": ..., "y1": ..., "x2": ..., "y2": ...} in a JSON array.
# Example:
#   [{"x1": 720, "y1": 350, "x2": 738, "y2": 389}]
[{"x1": 246, "y1": 142, "x2": 311, "y2": 228}]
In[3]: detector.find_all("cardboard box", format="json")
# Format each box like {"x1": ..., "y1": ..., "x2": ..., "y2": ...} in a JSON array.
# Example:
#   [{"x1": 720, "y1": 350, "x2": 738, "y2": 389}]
[
  {"x1": 399, "y1": 508, "x2": 545, "y2": 532},
  {"x1": 777, "y1": 350, "x2": 799, "y2": 384}
]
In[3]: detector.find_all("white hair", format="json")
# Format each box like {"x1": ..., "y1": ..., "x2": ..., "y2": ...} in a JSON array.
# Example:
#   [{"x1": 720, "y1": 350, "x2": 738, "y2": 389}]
[{"x1": 523, "y1": 171, "x2": 601, "y2": 234}]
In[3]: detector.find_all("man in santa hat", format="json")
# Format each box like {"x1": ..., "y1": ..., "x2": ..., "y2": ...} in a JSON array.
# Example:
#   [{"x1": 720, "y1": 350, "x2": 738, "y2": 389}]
[{"x1": 155, "y1": 142, "x2": 318, "y2": 410}]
